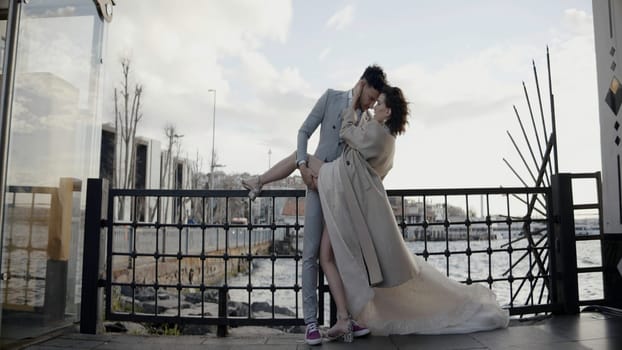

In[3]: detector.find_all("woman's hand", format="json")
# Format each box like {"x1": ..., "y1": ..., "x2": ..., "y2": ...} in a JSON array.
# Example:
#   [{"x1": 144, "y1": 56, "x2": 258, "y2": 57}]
[
  {"x1": 352, "y1": 79, "x2": 364, "y2": 108},
  {"x1": 299, "y1": 164, "x2": 318, "y2": 191}
]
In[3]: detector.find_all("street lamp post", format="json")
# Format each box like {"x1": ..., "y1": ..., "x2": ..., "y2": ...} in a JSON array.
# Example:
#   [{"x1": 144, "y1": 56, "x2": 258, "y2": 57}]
[
  {"x1": 208, "y1": 89, "x2": 217, "y2": 224},
  {"x1": 208, "y1": 89, "x2": 217, "y2": 178}
]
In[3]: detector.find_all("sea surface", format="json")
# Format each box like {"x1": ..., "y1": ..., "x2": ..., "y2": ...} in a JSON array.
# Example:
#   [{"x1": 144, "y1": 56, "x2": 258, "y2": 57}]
[
  {"x1": 226, "y1": 237, "x2": 605, "y2": 319},
  {"x1": 1, "y1": 223, "x2": 605, "y2": 320}
]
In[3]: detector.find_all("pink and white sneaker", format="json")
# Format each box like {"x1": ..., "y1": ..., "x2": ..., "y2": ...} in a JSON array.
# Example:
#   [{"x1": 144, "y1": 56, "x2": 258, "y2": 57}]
[
  {"x1": 304, "y1": 322, "x2": 322, "y2": 345},
  {"x1": 352, "y1": 320, "x2": 371, "y2": 337}
]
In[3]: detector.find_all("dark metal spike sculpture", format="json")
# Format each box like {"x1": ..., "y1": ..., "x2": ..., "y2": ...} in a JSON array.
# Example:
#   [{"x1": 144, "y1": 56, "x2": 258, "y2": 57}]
[
  {"x1": 547, "y1": 46, "x2": 559, "y2": 174},
  {"x1": 503, "y1": 157, "x2": 529, "y2": 187},
  {"x1": 507, "y1": 193, "x2": 548, "y2": 217},
  {"x1": 506, "y1": 128, "x2": 538, "y2": 185},
  {"x1": 513, "y1": 105, "x2": 545, "y2": 186},
  {"x1": 502, "y1": 48, "x2": 559, "y2": 315},
  {"x1": 532, "y1": 60, "x2": 554, "y2": 178},
  {"x1": 523, "y1": 81, "x2": 550, "y2": 187}
]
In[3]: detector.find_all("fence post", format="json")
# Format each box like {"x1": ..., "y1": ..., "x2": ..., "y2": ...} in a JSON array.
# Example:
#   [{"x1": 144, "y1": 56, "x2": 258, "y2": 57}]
[
  {"x1": 551, "y1": 173, "x2": 579, "y2": 314},
  {"x1": 598, "y1": 169, "x2": 622, "y2": 309},
  {"x1": 217, "y1": 287, "x2": 228, "y2": 337},
  {"x1": 80, "y1": 178, "x2": 108, "y2": 334}
]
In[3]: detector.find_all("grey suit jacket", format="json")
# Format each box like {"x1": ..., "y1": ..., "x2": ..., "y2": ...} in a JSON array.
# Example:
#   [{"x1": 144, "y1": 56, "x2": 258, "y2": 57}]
[{"x1": 297, "y1": 89, "x2": 349, "y2": 164}]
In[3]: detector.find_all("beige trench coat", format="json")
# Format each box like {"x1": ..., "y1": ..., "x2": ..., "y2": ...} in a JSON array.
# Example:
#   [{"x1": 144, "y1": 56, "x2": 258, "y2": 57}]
[
  {"x1": 318, "y1": 108, "x2": 509, "y2": 335},
  {"x1": 318, "y1": 107, "x2": 420, "y2": 316}
]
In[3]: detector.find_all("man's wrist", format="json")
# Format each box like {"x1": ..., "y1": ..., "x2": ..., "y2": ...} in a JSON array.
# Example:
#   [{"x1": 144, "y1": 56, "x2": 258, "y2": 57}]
[{"x1": 297, "y1": 160, "x2": 308, "y2": 169}]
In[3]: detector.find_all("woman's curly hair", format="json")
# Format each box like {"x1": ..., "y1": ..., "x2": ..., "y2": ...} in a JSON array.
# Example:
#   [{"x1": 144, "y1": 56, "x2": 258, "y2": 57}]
[{"x1": 383, "y1": 85, "x2": 410, "y2": 136}]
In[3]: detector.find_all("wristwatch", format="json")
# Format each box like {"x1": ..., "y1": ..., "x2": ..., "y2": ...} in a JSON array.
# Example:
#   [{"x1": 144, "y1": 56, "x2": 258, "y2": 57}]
[{"x1": 297, "y1": 160, "x2": 308, "y2": 168}]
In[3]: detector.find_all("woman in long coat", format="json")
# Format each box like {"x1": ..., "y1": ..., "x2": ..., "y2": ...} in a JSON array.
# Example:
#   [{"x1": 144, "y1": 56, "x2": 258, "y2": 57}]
[{"x1": 243, "y1": 82, "x2": 509, "y2": 340}]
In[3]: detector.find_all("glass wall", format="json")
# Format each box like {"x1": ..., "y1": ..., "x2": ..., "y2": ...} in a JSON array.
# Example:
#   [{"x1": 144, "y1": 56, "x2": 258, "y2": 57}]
[
  {"x1": 0, "y1": 1, "x2": 105, "y2": 347},
  {"x1": 0, "y1": 19, "x2": 5, "y2": 72}
]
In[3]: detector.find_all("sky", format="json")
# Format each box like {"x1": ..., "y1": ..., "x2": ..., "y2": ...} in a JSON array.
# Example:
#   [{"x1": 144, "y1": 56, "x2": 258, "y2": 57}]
[{"x1": 102, "y1": 1, "x2": 600, "y2": 199}]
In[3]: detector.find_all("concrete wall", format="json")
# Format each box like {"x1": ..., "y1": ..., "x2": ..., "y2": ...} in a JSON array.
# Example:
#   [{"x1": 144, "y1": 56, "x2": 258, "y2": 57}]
[
  {"x1": 592, "y1": 0, "x2": 622, "y2": 307},
  {"x1": 593, "y1": 0, "x2": 622, "y2": 234}
]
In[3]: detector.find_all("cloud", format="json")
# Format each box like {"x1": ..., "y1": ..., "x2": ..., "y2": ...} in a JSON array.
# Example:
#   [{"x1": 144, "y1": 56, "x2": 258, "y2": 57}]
[
  {"x1": 100, "y1": 1, "x2": 599, "y2": 195},
  {"x1": 384, "y1": 13, "x2": 598, "y2": 190},
  {"x1": 237, "y1": 50, "x2": 311, "y2": 95},
  {"x1": 325, "y1": 5, "x2": 354, "y2": 31},
  {"x1": 561, "y1": 8, "x2": 594, "y2": 36},
  {"x1": 103, "y1": 0, "x2": 298, "y2": 160},
  {"x1": 390, "y1": 44, "x2": 537, "y2": 128},
  {"x1": 41, "y1": 6, "x2": 78, "y2": 17},
  {"x1": 106, "y1": 1, "x2": 293, "y2": 104},
  {"x1": 319, "y1": 48, "x2": 331, "y2": 61}
]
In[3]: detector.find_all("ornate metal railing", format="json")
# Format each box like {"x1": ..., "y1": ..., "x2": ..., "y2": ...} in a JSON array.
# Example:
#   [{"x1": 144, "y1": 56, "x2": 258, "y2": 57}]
[{"x1": 79, "y1": 175, "x2": 605, "y2": 335}]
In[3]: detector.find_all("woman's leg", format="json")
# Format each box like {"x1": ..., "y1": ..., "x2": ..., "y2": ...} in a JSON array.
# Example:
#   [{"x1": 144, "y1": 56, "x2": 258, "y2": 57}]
[
  {"x1": 260, "y1": 151, "x2": 323, "y2": 186},
  {"x1": 319, "y1": 226, "x2": 352, "y2": 339},
  {"x1": 257, "y1": 151, "x2": 297, "y2": 185},
  {"x1": 242, "y1": 152, "x2": 296, "y2": 199},
  {"x1": 243, "y1": 152, "x2": 323, "y2": 199}
]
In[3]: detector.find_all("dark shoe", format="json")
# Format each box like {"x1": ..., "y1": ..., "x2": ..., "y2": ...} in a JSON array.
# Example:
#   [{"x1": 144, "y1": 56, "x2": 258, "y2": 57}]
[
  {"x1": 241, "y1": 176, "x2": 262, "y2": 201},
  {"x1": 304, "y1": 322, "x2": 322, "y2": 346}
]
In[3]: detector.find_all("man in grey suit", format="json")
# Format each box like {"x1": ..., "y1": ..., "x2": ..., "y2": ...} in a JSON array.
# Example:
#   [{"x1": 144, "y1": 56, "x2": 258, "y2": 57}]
[{"x1": 296, "y1": 65, "x2": 387, "y2": 345}]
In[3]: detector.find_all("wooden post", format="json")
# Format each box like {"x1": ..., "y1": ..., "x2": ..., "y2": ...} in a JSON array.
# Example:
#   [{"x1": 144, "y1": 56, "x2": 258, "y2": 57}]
[
  {"x1": 47, "y1": 178, "x2": 75, "y2": 260},
  {"x1": 43, "y1": 177, "x2": 77, "y2": 320}
]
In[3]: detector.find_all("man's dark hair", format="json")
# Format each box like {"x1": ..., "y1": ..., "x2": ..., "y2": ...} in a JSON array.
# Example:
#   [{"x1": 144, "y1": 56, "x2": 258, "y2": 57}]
[{"x1": 361, "y1": 65, "x2": 387, "y2": 91}]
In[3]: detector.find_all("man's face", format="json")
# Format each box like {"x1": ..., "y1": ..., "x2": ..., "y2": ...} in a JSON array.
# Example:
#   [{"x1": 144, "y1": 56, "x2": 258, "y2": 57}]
[{"x1": 359, "y1": 84, "x2": 381, "y2": 110}]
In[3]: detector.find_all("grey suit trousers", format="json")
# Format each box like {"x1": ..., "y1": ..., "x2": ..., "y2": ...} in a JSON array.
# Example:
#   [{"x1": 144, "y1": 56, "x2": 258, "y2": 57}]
[
  {"x1": 302, "y1": 189, "x2": 323, "y2": 325},
  {"x1": 297, "y1": 88, "x2": 348, "y2": 325}
]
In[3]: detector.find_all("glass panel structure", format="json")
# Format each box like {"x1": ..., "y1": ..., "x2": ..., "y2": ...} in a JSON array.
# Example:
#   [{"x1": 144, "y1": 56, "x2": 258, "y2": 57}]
[{"x1": 0, "y1": 1, "x2": 107, "y2": 347}]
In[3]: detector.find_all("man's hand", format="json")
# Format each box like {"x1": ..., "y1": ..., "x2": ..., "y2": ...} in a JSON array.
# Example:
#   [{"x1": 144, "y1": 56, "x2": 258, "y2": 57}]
[{"x1": 299, "y1": 164, "x2": 318, "y2": 191}]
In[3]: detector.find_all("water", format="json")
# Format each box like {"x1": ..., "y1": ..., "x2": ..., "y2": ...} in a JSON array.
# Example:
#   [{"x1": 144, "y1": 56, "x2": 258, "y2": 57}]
[
  {"x1": 1, "y1": 225, "x2": 605, "y2": 318},
  {"x1": 226, "y1": 238, "x2": 605, "y2": 318}
]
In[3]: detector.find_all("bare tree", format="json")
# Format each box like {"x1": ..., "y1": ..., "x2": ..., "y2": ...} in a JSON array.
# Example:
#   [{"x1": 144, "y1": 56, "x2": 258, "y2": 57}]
[
  {"x1": 153, "y1": 124, "x2": 183, "y2": 223},
  {"x1": 190, "y1": 150, "x2": 204, "y2": 221},
  {"x1": 114, "y1": 57, "x2": 144, "y2": 220}
]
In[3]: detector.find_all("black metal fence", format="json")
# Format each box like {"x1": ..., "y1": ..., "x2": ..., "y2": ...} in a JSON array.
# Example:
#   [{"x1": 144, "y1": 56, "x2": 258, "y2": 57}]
[{"x1": 80, "y1": 173, "x2": 605, "y2": 335}]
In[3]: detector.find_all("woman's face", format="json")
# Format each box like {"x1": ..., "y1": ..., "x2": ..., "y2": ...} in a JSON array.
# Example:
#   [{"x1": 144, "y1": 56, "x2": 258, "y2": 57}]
[{"x1": 373, "y1": 93, "x2": 390, "y2": 121}]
